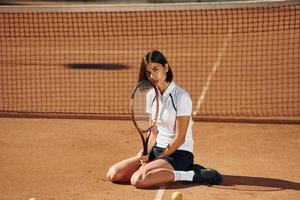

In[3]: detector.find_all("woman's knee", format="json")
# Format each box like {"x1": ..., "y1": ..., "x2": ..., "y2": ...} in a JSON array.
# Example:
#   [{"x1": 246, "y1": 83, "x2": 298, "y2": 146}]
[
  {"x1": 106, "y1": 166, "x2": 121, "y2": 182},
  {"x1": 130, "y1": 171, "x2": 149, "y2": 188}
]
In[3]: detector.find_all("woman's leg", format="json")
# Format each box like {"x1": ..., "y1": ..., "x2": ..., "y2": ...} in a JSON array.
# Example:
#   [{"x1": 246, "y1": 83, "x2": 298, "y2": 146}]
[
  {"x1": 106, "y1": 155, "x2": 141, "y2": 183},
  {"x1": 130, "y1": 159, "x2": 175, "y2": 188}
]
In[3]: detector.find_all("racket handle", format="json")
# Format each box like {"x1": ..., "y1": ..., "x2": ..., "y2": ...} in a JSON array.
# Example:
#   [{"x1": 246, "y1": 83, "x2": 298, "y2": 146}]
[{"x1": 142, "y1": 145, "x2": 148, "y2": 156}]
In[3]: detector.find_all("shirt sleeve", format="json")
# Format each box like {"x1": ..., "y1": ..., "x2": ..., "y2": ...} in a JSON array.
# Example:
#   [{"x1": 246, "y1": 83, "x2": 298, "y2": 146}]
[{"x1": 176, "y1": 92, "x2": 192, "y2": 116}]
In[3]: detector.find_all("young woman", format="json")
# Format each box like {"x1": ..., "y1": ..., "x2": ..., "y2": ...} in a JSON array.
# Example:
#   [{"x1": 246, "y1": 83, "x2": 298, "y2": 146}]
[{"x1": 106, "y1": 50, "x2": 222, "y2": 188}]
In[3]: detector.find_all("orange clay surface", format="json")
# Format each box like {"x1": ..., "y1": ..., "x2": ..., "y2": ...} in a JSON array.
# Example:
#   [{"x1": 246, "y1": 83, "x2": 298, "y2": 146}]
[{"x1": 0, "y1": 117, "x2": 299, "y2": 200}]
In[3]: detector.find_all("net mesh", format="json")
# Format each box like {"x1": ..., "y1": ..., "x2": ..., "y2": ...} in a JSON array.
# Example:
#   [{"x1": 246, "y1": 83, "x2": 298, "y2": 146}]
[{"x1": 0, "y1": 1, "x2": 299, "y2": 123}]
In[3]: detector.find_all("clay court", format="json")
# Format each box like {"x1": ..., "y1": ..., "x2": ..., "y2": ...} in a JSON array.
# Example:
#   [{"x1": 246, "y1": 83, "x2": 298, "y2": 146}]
[
  {"x1": 1, "y1": 118, "x2": 300, "y2": 200},
  {"x1": 0, "y1": 1, "x2": 299, "y2": 200}
]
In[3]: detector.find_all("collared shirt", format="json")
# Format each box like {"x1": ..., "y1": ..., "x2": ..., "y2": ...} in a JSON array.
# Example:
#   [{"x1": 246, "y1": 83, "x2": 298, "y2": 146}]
[{"x1": 147, "y1": 81, "x2": 193, "y2": 153}]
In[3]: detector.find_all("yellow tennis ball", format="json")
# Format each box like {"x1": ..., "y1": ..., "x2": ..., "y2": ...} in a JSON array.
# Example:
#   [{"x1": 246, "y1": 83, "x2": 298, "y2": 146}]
[{"x1": 171, "y1": 191, "x2": 182, "y2": 200}]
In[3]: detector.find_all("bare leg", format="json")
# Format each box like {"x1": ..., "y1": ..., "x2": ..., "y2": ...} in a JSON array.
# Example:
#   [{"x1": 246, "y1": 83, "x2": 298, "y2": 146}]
[
  {"x1": 130, "y1": 159, "x2": 175, "y2": 188},
  {"x1": 106, "y1": 155, "x2": 141, "y2": 183}
]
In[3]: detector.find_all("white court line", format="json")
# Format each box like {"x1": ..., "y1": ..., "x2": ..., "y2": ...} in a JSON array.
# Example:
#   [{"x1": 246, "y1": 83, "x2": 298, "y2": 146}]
[
  {"x1": 193, "y1": 30, "x2": 232, "y2": 116},
  {"x1": 154, "y1": 30, "x2": 232, "y2": 200},
  {"x1": 154, "y1": 185, "x2": 167, "y2": 200}
]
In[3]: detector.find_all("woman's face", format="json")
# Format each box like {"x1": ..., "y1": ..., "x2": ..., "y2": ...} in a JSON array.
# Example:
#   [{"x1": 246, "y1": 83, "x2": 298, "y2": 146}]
[{"x1": 145, "y1": 62, "x2": 168, "y2": 88}]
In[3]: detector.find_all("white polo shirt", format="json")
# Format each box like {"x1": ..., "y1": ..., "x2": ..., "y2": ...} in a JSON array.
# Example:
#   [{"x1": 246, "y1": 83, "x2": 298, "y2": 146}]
[{"x1": 147, "y1": 81, "x2": 194, "y2": 153}]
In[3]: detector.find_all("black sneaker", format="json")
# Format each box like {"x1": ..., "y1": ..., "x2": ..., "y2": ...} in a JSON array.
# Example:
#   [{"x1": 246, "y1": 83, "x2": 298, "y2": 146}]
[{"x1": 192, "y1": 164, "x2": 223, "y2": 185}]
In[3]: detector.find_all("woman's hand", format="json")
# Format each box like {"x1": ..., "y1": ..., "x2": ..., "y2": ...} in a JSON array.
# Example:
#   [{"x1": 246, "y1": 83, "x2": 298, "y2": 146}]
[
  {"x1": 138, "y1": 154, "x2": 149, "y2": 165},
  {"x1": 136, "y1": 150, "x2": 149, "y2": 165}
]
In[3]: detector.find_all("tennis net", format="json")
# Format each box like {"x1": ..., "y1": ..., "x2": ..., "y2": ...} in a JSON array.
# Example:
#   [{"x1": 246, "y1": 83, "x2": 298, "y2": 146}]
[{"x1": 0, "y1": 0, "x2": 299, "y2": 123}]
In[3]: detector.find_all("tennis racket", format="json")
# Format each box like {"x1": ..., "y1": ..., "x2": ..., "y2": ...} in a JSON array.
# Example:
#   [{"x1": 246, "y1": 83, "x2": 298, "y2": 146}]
[{"x1": 131, "y1": 80, "x2": 159, "y2": 156}]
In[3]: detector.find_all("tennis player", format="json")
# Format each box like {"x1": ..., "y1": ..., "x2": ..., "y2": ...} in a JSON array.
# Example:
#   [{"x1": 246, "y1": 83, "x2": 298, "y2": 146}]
[{"x1": 106, "y1": 50, "x2": 222, "y2": 188}]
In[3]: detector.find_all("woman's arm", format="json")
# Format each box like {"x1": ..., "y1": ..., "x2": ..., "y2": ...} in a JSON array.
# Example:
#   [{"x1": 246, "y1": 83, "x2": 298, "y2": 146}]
[
  {"x1": 136, "y1": 125, "x2": 158, "y2": 165},
  {"x1": 147, "y1": 125, "x2": 158, "y2": 153},
  {"x1": 156, "y1": 115, "x2": 190, "y2": 159}
]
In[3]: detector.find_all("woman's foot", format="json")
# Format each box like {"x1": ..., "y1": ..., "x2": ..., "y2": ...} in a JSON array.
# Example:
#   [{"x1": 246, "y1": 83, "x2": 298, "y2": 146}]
[{"x1": 192, "y1": 164, "x2": 223, "y2": 185}]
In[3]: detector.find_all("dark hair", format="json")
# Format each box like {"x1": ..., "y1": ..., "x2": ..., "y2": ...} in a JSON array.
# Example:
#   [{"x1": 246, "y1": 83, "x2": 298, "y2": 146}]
[{"x1": 138, "y1": 50, "x2": 173, "y2": 82}]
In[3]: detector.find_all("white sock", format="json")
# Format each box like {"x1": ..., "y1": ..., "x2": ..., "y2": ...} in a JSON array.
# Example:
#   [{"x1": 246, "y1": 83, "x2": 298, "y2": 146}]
[{"x1": 173, "y1": 170, "x2": 195, "y2": 182}]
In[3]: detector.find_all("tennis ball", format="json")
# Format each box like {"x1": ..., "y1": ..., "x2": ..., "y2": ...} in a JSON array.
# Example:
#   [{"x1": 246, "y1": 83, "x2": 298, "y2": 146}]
[{"x1": 171, "y1": 191, "x2": 182, "y2": 200}]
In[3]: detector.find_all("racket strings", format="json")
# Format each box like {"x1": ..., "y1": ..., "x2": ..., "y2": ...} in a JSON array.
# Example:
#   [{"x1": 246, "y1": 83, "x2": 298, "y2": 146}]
[
  {"x1": 133, "y1": 82, "x2": 158, "y2": 132},
  {"x1": 134, "y1": 89, "x2": 151, "y2": 131}
]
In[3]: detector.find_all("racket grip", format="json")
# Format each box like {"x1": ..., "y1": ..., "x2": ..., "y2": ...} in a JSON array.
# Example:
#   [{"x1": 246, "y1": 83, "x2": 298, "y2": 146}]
[{"x1": 142, "y1": 145, "x2": 148, "y2": 156}]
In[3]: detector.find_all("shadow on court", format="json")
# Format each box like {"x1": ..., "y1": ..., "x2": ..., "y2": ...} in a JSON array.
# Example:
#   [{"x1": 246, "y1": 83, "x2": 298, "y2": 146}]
[
  {"x1": 67, "y1": 63, "x2": 129, "y2": 70},
  {"x1": 214, "y1": 175, "x2": 300, "y2": 191},
  {"x1": 161, "y1": 175, "x2": 300, "y2": 192}
]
